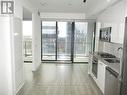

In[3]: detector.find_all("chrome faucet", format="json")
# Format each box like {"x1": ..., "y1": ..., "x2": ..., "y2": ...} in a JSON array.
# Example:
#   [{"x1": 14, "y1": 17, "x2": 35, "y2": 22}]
[{"x1": 117, "y1": 47, "x2": 123, "y2": 51}]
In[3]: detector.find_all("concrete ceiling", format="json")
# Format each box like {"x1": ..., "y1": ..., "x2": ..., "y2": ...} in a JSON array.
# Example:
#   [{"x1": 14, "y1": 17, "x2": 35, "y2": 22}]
[
  {"x1": 23, "y1": 8, "x2": 32, "y2": 21},
  {"x1": 28, "y1": 0, "x2": 120, "y2": 18}
]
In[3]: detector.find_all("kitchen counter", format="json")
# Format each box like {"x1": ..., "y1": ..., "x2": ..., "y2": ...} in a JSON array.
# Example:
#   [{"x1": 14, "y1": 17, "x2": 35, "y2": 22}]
[{"x1": 90, "y1": 52, "x2": 120, "y2": 76}]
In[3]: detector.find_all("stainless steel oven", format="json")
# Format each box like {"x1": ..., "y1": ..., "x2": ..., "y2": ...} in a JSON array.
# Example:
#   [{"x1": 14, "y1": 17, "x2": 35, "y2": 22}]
[{"x1": 92, "y1": 56, "x2": 98, "y2": 78}]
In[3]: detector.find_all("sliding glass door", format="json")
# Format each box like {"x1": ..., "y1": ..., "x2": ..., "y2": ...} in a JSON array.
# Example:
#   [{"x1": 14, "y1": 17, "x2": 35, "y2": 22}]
[
  {"x1": 41, "y1": 21, "x2": 93, "y2": 62},
  {"x1": 74, "y1": 22, "x2": 89, "y2": 62},
  {"x1": 42, "y1": 21, "x2": 56, "y2": 60},
  {"x1": 41, "y1": 21, "x2": 72, "y2": 61},
  {"x1": 57, "y1": 22, "x2": 72, "y2": 60}
]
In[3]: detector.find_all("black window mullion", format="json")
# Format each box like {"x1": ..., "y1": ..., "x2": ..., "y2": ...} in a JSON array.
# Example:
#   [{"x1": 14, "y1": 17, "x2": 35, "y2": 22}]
[
  {"x1": 56, "y1": 22, "x2": 58, "y2": 61},
  {"x1": 71, "y1": 22, "x2": 75, "y2": 63},
  {"x1": 41, "y1": 22, "x2": 43, "y2": 61}
]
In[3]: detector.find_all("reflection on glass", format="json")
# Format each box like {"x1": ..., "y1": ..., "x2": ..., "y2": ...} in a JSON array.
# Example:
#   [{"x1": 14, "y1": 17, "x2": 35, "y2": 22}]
[
  {"x1": 74, "y1": 22, "x2": 91, "y2": 62},
  {"x1": 42, "y1": 21, "x2": 56, "y2": 60},
  {"x1": 57, "y1": 22, "x2": 72, "y2": 60}
]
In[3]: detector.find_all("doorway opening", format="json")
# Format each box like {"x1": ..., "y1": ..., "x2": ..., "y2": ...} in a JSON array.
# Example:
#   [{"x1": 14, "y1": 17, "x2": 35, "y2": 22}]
[{"x1": 23, "y1": 8, "x2": 32, "y2": 63}]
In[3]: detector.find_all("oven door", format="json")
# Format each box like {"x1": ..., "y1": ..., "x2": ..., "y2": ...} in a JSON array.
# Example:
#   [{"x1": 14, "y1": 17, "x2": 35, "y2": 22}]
[{"x1": 92, "y1": 59, "x2": 98, "y2": 78}]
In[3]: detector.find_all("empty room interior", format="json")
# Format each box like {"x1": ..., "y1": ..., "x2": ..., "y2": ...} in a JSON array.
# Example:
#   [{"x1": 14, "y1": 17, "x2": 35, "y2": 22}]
[{"x1": 1, "y1": 0, "x2": 127, "y2": 95}]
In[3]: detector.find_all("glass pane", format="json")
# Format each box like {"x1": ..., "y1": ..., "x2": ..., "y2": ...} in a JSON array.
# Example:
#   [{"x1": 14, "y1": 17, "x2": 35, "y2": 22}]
[
  {"x1": 42, "y1": 21, "x2": 56, "y2": 60},
  {"x1": 74, "y1": 22, "x2": 90, "y2": 62},
  {"x1": 57, "y1": 22, "x2": 72, "y2": 60}
]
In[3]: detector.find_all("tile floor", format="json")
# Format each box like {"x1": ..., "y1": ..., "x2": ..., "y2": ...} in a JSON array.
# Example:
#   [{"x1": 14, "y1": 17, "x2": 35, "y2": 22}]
[{"x1": 23, "y1": 63, "x2": 103, "y2": 95}]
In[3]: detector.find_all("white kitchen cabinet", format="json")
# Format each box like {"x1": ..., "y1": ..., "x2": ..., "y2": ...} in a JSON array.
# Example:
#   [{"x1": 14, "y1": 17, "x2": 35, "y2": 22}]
[
  {"x1": 97, "y1": 60, "x2": 107, "y2": 94},
  {"x1": 102, "y1": 23, "x2": 125, "y2": 44}
]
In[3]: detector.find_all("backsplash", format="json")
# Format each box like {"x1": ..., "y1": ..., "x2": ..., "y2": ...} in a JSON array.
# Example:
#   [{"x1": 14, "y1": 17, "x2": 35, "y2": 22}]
[{"x1": 98, "y1": 41, "x2": 123, "y2": 58}]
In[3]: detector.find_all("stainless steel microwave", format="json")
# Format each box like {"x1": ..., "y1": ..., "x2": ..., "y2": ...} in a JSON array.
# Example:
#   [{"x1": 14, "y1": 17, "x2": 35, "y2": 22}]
[{"x1": 99, "y1": 27, "x2": 111, "y2": 42}]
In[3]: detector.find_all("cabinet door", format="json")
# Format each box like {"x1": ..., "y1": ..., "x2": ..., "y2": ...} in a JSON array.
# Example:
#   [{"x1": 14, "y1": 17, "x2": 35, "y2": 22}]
[
  {"x1": 105, "y1": 69, "x2": 119, "y2": 95},
  {"x1": 102, "y1": 23, "x2": 124, "y2": 44},
  {"x1": 97, "y1": 61, "x2": 106, "y2": 94}
]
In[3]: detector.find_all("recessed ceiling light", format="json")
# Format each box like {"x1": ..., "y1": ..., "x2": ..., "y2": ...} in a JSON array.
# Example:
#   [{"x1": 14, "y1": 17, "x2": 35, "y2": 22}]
[
  {"x1": 68, "y1": 3, "x2": 72, "y2": 6},
  {"x1": 107, "y1": 0, "x2": 111, "y2": 2},
  {"x1": 40, "y1": 2, "x2": 47, "y2": 6}
]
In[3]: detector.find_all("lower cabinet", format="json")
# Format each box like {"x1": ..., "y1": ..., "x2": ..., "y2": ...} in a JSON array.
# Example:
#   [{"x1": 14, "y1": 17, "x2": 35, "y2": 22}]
[
  {"x1": 105, "y1": 67, "x2": 119, "y2": 95},
  {"x1": 89, "y1": 57, "x2": 119, "y2": 95},
  {"x1": 97, "y1": 60, "x2": 107, "y2": 94},
  {"x1": 88, "y1": 57, "x2": 107, "y2": 94}
]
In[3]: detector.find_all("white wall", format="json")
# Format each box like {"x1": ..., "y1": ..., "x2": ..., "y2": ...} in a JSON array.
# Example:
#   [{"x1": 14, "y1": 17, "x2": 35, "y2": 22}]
[
  {"x1": 22, "y1": 1, "x2": 41, "y2": 72},
  {"x1": 0, "y1": 17, "x2": 14, "y2": 95},
  {"x1": 40, "y1": 12, "x2": 86, "y2": 20},
  {"x1": 95, "y1": 22, "x2": 101, "y2": 52},
  {"x1": 13, "y1": 17, "x2": 25, "y2": 93},
  {"x1": 1, "y1": 0, "x2": 41, "y2": 94},
  {"x1": 13, "y1": 0, "x2": 41, "y2": 94},
  {"x1": 124, "y1": 0, "x2": 127, "y2": 17},
  {"x1": 23, "y1": 21, "x2": 32, "y2": 37}
]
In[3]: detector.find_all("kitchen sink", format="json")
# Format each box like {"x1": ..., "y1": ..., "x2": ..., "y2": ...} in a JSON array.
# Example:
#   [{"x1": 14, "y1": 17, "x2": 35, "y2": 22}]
[
  {"x1": 104, "y1": 58, "x2": 120, "y2": 63},
  {"x1": 97, "y1": 52, "x2": 120, "y2": 63}
]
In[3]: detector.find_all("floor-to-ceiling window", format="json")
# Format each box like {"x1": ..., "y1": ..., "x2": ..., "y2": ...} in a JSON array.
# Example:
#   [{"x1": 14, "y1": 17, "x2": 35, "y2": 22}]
[
  {"x1": 42, "y1": 21, "x2": 56, "y2": 60},
  {"x1": 57, "y1": 22, "x2": 72, "y2": 60},
  {"x1": 41, "y1": 21, "x2": 93, "y2": 63},
  {"x1": 74, "y1": 22, "x2": 89, "y2": 62},
  {"x1": 41, "y1": 21, "x2": 72, "y2": 61}
]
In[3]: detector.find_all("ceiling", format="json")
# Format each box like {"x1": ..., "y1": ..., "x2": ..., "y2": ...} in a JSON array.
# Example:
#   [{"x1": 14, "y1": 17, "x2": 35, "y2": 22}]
[
  {"x1": 23, "y1": 7, "x2": 32, "y2": 21},
  {"x1": 28, "y1": 0, "x2": 120, "y2": 17}
]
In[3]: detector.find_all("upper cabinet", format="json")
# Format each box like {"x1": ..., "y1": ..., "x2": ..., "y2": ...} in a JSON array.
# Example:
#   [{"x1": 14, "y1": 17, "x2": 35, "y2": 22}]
[
  {"x1": 96, "y1": 0, "x2": 126, "y2": 44},
  {"x1": 101, "y1": 23, "x2": 125, "y2": 44}
]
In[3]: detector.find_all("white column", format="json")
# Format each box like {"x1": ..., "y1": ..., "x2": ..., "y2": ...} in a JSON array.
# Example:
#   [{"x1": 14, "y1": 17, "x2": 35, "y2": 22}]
[{"x1": 32, "y1": 12, "x2": 41, "y2": 71}]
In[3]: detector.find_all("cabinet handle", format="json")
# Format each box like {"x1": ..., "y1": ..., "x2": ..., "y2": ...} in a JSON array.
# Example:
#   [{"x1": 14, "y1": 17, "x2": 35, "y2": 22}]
[{"x1": 106, "y1": 67, "x2": 118, "y2": 78}]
